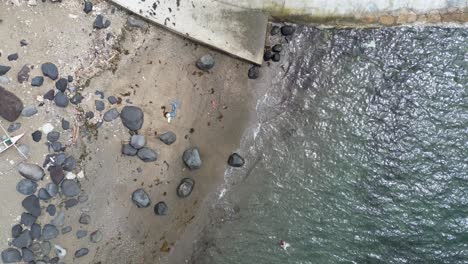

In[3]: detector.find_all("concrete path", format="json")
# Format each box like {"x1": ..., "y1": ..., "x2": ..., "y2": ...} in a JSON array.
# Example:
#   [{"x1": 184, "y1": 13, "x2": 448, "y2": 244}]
[{"x1": 111, "y1": 0, "x2": 268, "y2": 64}]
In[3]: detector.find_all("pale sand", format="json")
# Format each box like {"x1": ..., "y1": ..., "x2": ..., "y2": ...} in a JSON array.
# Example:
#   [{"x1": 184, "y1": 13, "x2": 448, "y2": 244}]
[{"x1": 0, "y1": 1, "x2": 259, "y2": 263}]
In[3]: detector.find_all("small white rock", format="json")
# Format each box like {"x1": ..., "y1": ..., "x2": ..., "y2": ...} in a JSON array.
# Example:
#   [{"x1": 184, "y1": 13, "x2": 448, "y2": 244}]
[
  {"x1": 65, "y1": 172, "x2": 76, "y2": 180},
  {"x1": 36, "y1": 96, "x2": 44, "y2": 102},
  {"x1": 41, "y1": 123, "x2": 54, "y2": 134},
  {"x1": 77, "y1": 171, "x2": 84, "y2": 179}
]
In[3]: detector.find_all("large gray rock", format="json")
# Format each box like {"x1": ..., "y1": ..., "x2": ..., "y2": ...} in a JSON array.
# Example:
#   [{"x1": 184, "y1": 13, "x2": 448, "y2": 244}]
[
  {"x1": 46, "y1": 182, "x2": 58, "y2": 197},
  {"x1": 0, "y1": 86, "x2": 23, "y2": 122},
  {"x1": 18, "y1": 163, "x2": 44, "y2": 181},
  {"x1": 31, "y1": 76, "x2": 44, "y2": 86},
  {"x1": 21, "y1": 195, "x2": 41, "y2": 217},
  {"x1": 196, "y1": 54, "x2": 215, "y2": 71},
  {"x1": 182, "y1": 147, "x2": 202, "y2": 170},
  {"x1": 54, "y1": 92, "x2": 69, "y2": 107},
  {"x1": 121, "y1": 144, "x2": 138, "y2": 156},
  {"x1": 46, "y1": 204, "x2": 56, "y2": 216},
  {"x1": 30, "y1": 223, "x2": 42, "y2": 240},
  {"x1": 38, "y1": 188, "x2": 52, "y2": 200},
  {"x1": 50, "y1": 166, "x2": 65, "y2": 185},
  {"x1": 137, "y1": 147, "x2": 157, "y2": 162},
  {"x1": 12, "y1": 230, "x2": 32, "y2": 248},
  {"x1": 16, "y1": 179, "x2": 38, "y2": 195},
  {"x1": 21, "y1": 248, "x2": 34, "y2": 262},
  {"x1": 131, "y1": 189, "x2": 151, "y2": 208},
  {"x1": 120, "y1": 106, "x2": 144, "y2": 131},
  {"x1": 1, "y1": 248, "x2": 22, "y2": 263},
  {"x1": 41, "y1": 62, "x2": 58, "y2": 80},
  {"x1": 21, "y1": 105, "x2": 37, "y2": 117},
  {"x1": 177, "y1": 178, "x2": 195, "y2": 198},
  {"x1": 62, "y1": 156, "x2": 76, "y2": 171},
  {"x1": 95, "y1": 100, "x2": 105, "y2": 111},
  {"x1": 42, "y1": 224, "x2": 59, "y2": 240},
  {"x1": 61, "y1": 180, "x2": 80, "y2": 197},
  {"x1": 158, "y1": 131, "x2": 176, "y2": 145},
  {"x1": 20, "y1": 212, "x2": 37, "y2": 226},
  {"x1": 47, "y1": 131, "x2": 60, "y2": 142},
  {"x1": 11, "y1": 224, "x2": 22, "y2": 238},
  {"x1": 130, "y1": 135, "x2": 146, "y2": 149}
]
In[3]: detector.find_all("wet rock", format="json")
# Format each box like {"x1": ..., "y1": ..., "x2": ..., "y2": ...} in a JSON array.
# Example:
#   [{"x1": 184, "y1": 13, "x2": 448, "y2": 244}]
[
  {"x1": 30, "y1": 223, "x2": 41, "y2": 240},
  {"x1": 67, "y1": 75, "x2": 73, "y2": 82},
  {"x1": 54, "y1": 92, "x2": 69, "y2": 107},
  {"x1": 61, "y1": 179, "x2": 80, "y2": 197},
  {"x1": 51, "y1": 211, "x2": 65, "y2": 227},
  {"x1": 43, "y1": 89, "x2": 55, "y2": 100},
  {"x1": 182, "y1": 147, "x2": 202, "y2": 170},
  {"x1": 63, "y1": 156, "x2": 76, "y2": 171},
  {"x1": 272, "y1": 44, "x2": 283, "y2": 52},
  {"x1": 50, "y1": 166, "x2": 65, "y2": 185},
  {"x1": 83, "y1": 1, "x2": 92, "y2": 13},
  {"x1": 55, "y1": 78, "x2": 68, "y2": 92},
  {"x1": 137, "y1": 147, "x2": 157, "y2": 162},
  {"x1": 7, "y1": 122, "x2": 21, "y2": 133},
  {"x1": 12, "y1": 230, "x2": 32, "y2": 248},
  {"x1": 18, "y1": 163, "x2": 44, "y2": 181},
  {"x1": 7, "y1": 53, "x2": 18, "y2": 61},
  {"x1": 196, "y1": 54, "x2": 215, "y2": 71},
  {"x1": 130, "y1": 135, "x2": 146, "y2": 149},
  {"x1": 131, "y1": 189, "x2": 151, "y2": 208},
  {"x1": 76, "y1": 230, "x2": 87, "y2": 239},
  {"x1": 281, "y1": 25, "x2": 295, "y2": 36},
  {"x1": 90, "y1": 230, "x2": 102, "y2": 243},
  {"x1": 22, "y1": 248, "x2": 34, "y2": 262},
  {"x1": 107, "y1": 96, "x2": 118, "y2": 104},
  {"x1": 1, "y1": 248, "x2": 22, "y2": 263},
  {"x1": 158, "y1": 131, "x2": 176, "y2": 145},
  {"x1": 41, "y1": 62, "x2": 58, "y2": 80},
  {"x1": 85, "y1": 111, "x2": 94, "y2": 119},
  {"x1": 31, "y1": 76, "x2": 44, "y2": 87},
  {"x1": 20, "y1": 212, "x2": 37, "y2": 226},
  {"x1": 51, "y1": 142, "x2": 62, "y2": 152},
  {"x1": 16, "y1": 179, "x2": 38, "y2": 195},
  {"x1": 11, "y1": 224, "x2": 22, "y2": 238},
  {"x1": 177, "y1": 178, "x2": 195, "y2": 198},
  {"x1": 61, "y1": 119, "x2": 70, "y2": 130},
  {"x1": 122, "y1": 144, "x2": 138, "y2": 156},
  {"x1": 74, "y1": 248, "x2": 89, "y2": 258},
  {"x1": 272, "y1": 53, "x2": 280, "y2": 62},
  {"x1": 46, "y1": 182, "x2": 58, "y2": 197},
  {"x1": 0, "y1": 65, "x2": 11, "y2": 76},
  {"x1": 22, "y1": 195, "x2": 41, "y2": 216},
  {"x1": 78, "y1": 194, "x2": 88, "y2": 203},
  {"x1": 42, "y1": 224, "x2": 59, "y2": 240},
  {"x1": 95, "y1": 100, "x2": 105, "y2": 111},
  {"x1": 47, "y1": 131, "x2": 60, "y2": 142},
  {"x1": 120, "y1": 106, "x2": 144, "y2": 131},
  {"x1": 248, "y1": 65, "x2": 260, "y2": 79},
  {"x1": 70, "y1": 93, "x2": 83, "y2": 105},
  {"x1": 263, "y1": 50, "x2": 273, "y2": 61},
  {"x1": 17, "y1": 64, "x2": 31, "y2": 83},
  {"x1": 38, "y1": 188, "x2": 52, "y2": 200},
  {"x1": 32, "y1": 130, "x2": 42, "y2": 142},
  {"x1": 61, "y1": 226, "x2": 72, "y2": 234},
  {"x1": 46, "y1": 204, "x2": 56, "y2": 216},
  {"x1": 93, "y1": 15, "x2": 105, "y2": 29},
  {"x1": 270, "y1": 25, "x2": 280, "y2": 35},
  {"x1": 0, "y1": 86, "x2": 24, "y2": 121},
  {"x1": 65, "y1": 199, "x2": 78, "y2": 209},
  {"x1": 228, "y1": 153, "x2": 245, "y2": 167},
  {"x1": 154, "y1": 201, "x2": 168, "y2": 216},
  {"x1": 79, "y1": 213, "x2": 91, "y2": 224},
  {"x1": 103, "y1": 108, "x2": 119, "y2": 122}
]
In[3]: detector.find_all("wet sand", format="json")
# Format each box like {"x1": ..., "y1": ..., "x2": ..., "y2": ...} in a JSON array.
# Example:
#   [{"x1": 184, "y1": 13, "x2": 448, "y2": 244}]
[{"x1": 0, "y1": 1, "x2": 257, "y2": 263}]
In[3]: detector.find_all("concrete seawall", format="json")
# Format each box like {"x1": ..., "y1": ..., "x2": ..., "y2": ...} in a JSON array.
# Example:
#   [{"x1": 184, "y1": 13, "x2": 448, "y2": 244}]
[{"x1": 218, "y1": 0, "x2": 468, "y2": 26}]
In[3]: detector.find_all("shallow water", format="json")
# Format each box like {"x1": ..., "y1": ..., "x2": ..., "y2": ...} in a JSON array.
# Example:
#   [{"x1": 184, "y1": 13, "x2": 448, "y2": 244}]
[{"x1": 194, "y1": 27, "x2": 468, "y2": 264}]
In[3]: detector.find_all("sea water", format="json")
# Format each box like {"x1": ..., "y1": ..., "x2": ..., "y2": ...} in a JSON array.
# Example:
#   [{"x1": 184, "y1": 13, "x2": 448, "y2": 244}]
[{"x1": 194, "y1": 26, "x2": 468, "y2": 264}]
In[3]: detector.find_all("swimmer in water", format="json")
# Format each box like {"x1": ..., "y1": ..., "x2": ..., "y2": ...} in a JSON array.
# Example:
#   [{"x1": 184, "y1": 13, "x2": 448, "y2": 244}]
[{"x1": 279, "y1": 240, "x2": 290, "y2": 250}]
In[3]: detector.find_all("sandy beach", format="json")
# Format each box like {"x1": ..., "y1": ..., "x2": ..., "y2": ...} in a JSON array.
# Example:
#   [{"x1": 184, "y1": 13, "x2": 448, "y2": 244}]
[{"x1": 0, "y1": 0, "x2": 258, "y2": 263}]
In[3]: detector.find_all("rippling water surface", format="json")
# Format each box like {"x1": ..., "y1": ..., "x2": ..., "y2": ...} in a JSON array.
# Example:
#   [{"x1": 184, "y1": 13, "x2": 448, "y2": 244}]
[{"x1": 195, "y1": 27, "x2": 468, "y2": 264}]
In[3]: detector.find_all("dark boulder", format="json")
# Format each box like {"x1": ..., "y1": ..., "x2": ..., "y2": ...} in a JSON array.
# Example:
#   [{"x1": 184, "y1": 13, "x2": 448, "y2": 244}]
[
  {"x1": 0, "y1": 65, "x2": 11, "y2": 76},
  {"x1": 177, "y1": 178, "x2": 195, "y2": 198},
  {"x1": 17, "y1": 163, "x2": 44, "y2": 181},
  {"x1": 61, "y1": 179, "x2": 80, "y2": 197},
  {"x1": 182, "y1": 147, "x2": 202, "y2": 170},
  {"x1": 49, "y1": 166, "x2": 65, "y2": 185},
  {"x1": 281, "y1": 25, "x2": 295, "y2": 36},
  {"x1": 1, "y1": 248, "x2": 22, "y2": 263},
  {"x1": 55, "y1": 78, "x2": 68, "y2": 92},
  {"x1": 122, "y1": 144, "x2": 138, "y2": 156},
  {"x1": 131, "y1": 189, "x2": 151, "y2": 208},
  {"x1": 120, "y1": 106, "x2": 144, "y2": 131},
  {"x1": 154, "y1": 201, "x2": 168, "y2": 216},
  {"x1": 12, "y1": 230, "x2": 32, "y2": 248},
  {"x1": 158, "y1": 131, "x2": 176, "y2": 145},
  {"x1": 20, "y1": 212, "x2": 37, "y2": 226},
  {"x1": 196, "y1": 54, "x2": 215, "y2": 71},
  {"x1": 41, "y1": 62, "x2": 59, "y2": 80},
  {"x1": 17, "y1": 64, "x2": 31, "y2": 83},
  {"x1": 83, "y1": 1, "x2": 93, "y2": 13},
  {"x1": 21, "y1": 195, "x2": 41, "y2": 217},
  {"x1": 42, "y1": 224, "x2": 59, "y2": 240},
  {"x1": 31, "y1": 76, "x2": 44, "y2": 86},
  {"x1": 16, "y1": 179, "x2": 38, "y2": 195},
  {"x1": 137, "y1": 147, "x2": 157, "y2": 162},
  {"x1": 11, "y1": 224, "x2": 22, "y2": 238},
  {"x1": 248, "y1": 66, "x2": 260, "y2": 79},
  {"x1": 0, "y1": 86, "x2": 23, "y2": 122},
  {"x1": 228, "y1": 153, "x2": 245, "y2": 167}
]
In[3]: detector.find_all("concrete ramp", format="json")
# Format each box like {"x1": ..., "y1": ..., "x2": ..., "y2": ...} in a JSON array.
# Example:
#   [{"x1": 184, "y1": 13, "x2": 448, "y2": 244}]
[{"x1": 111, "y1": 0, "x2": 268, "y2": 64}]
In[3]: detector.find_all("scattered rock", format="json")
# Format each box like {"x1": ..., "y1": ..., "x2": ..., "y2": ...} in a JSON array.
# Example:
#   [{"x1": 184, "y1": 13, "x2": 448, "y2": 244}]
[
  {"x1": 107, "y1": 96, "x2": 118, "y2": 104},
  {"x1": 51, "y1": 211, "x2": 65, "y2": 227},
  {"x1": 17, "y1": 64, "x2": 31, "y2": 83},
  {"x1": 74, "y1": 248, "x2": 89, "y2": 258},
  {"x1": 120, "y1": 106, "x2": 144, "y2": 131},
  {"x1": 43, "y1": 89, "x2": 55, "y2": 100},
  {"x1": 263, "y1": 50, "x2": 273, "y2": 61},
  {"x1": 20, "y1": 39, "x2": 28, "y2": 46},
  {"x1": 0, "y1": 86, "x2": 24, "y2": 121},
  {"x1": 93, "y1": 15, "x2": 105, "y2": 29},
  {"x1": 271, "y1": 25, "x2": 280, "y2": 35},
  {"x1": 41, "y1": 62, "x2": 59, "y2": 80},
  {"x1": 30, "y1": 223, "x2": 41, "y2": 240},
  {"x1": 130, "y1": 135, "x2": 146, "y2": 149},
  {"x1": 12, "y1": 230, "x2": 32, "y2": 248},
  {"x1": 31, "y1": 76, "x2": 44, "y2": 87},
  {"x1": 90, "y1": 230, "x2": 102, "y2": 243},
  {"x1": 127, "y1": 16, "x2": 146, "y2": 28},
  {"x1": 32, "y1": 130, "x2": 42, "y2": 142},
  {"x1": 63, "y1": 156, "x2": 76, "y2": 171},
  {"x1": 76, "y1": 230, "x2": 87, "y2": 239},
  {"x1": 20, "y1": 212, "x2": 36, "y2": 226},
  {"x1": 1, "y1": 248, "x2": 22, "y2": 263},
  {"x1": 67, "y1": 75, "x2": 73, "y2": 82},
  {"x1": 281, "y1": 25, "x2": 295, "y2": 36},
  {"x1": 61, "y1": 226, "x2": 72, "y2": 234},
  {"x1": 61, "y1": 179, "x2": 80, "y2": 197},
  {"x1": 22, "y1": 195, "x2": 41, "y2": 216},
  {"x1": 154, "y1": 201, "x2": 168, "y2": 216},
  {"x1": 38, "y1": 188, "x2": 52, "y2": 200},
  {"x1": 47, "y1": 131, "x2": 60, "y2": 142},
  {"x1": 61, "y1": 119, "x2": 70, "y2": 130},
  {"x1": 46, "y1": 204, "x2": 56, "y2": 216},
  {"x1": 7, "y1": 122, "x2": 21, "y2": 133},
  {"x1": 7, "y1": 53, "x2": 18, "y2": 61},
  {"x1": 11, "y1": 224, "x2": 22, "y2": 238},
  {"x1": 182, "y1": 147, "x2": 202, "y2": 170},
  {"x1": 177, "y1": 178, "x2": 195, "y2": 198},
  {"x1": 122, "y1": 144, "x2": 138, "y2": 156},
  {"x1": 0, "y1": 65, "x2": 11, "y2": 76},
  {"x1": 83, "y1": 1, "x2": 93, "y2": 13},
  {"x1": 50, "y1": 166, "x2": 65, "y2": 185},
  {"x1": 131, "y1": 189, "x2": 151, "y2": 208},
  {"x1": 42, "y1": 224, "x2": 59, "y2": 240},
  {"x1": 70, "y1": 93, "x2": 83, "y2": 105},
  {"x1": 272, "y1": 53, "x2": 280, "y2": 62},
  {"x1": 196, "y1": 54, "x2": 215, "y2": 71},
  {"x1": 65, "y1": 199, "x2": 78, "y2": 209},
  {"x1": 51, "y1": 141, "x2": 62, "y2": 152},
  {"x1": 54, "y1": 92, "x2": 69, "y2": 107},
  {"x1": 248, "y1": 66, "x2": 260, "y2": 79},
  {"x1": 95, "y1": 100, "x2": 105, "y2": 111},
  {"x1": 137, "y1": 147, "x2": 157, "y2": 162},
  {"x1": 46, "y1": 182, "x2": 58, "y2": 197},
  {"x1": 16, "y1": 179, "x2": 38, "y2": 195},
  {"x1": 85, "y1": 111, "x2": 94, "y2": 119},
  {"x1": 55, "y1": 78, "x2": 68, "y2": 92},
  {"x1": 79, "y1": 213, "x2": 90, "y2": 224},
  {"x1": 18, "y1": 163, "x2": 44, "y2": 181},
  {"x1": 272, "y1": 44, "x2": 283, "y2": 52},
  {"x1": 157, "y1": 131, "x2": 176, "y2": 145},
  {"x1": 22, "y1": 248, "x2": 34, "y2": 262},
  {"x1": 103, "y1": 108, "x2": 119, "y2": 122}
]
